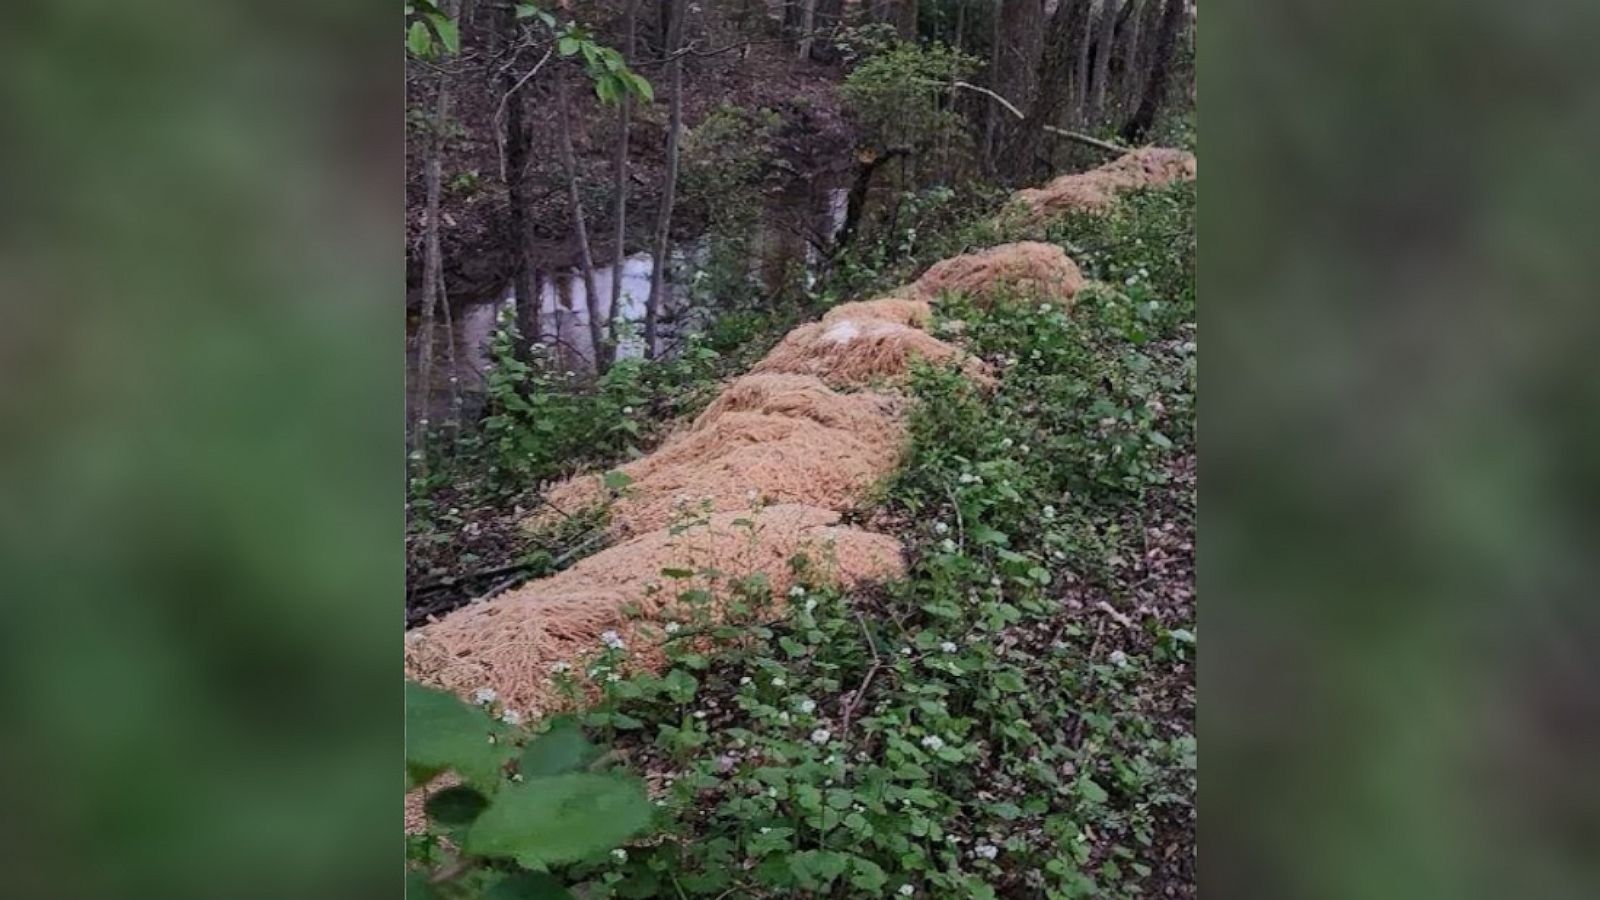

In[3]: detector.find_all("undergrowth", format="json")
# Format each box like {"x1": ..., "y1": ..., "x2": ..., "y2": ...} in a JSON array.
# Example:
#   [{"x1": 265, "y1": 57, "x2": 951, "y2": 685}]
[{"x1": 406, "y1": 183, "x2": 1196, "y2": 898}]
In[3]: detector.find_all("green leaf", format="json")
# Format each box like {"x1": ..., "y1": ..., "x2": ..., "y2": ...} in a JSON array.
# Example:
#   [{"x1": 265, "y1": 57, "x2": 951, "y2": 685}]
[
  {"x1": 849, "y1": 858, "x2": 887, "y2": 891},
  {"x1": 595, "y1": 74, "x2": 619, "y2": 106},
  {"x1": 520, "y1": 717, "x2": 599, "y2": 776},
  {"x1": 557, "y1": 36, "x2": 580, "y2": 57},
  {"x1": 466, "y1": 773, "x2": 652, "y2": 869},
  {"x1": 405, "y1": 681, "x2": 508, "y2": 786},
  {"x1": 429, "y1": 16, "x2": 460, "y2": 55},
  {"x1": 483, "y1": 872, "x2": 576, "y2": 900},
  {"x1": 661, "y1": 669, "x2": 698, "y2": 704},
  {"x1": 407, "y1": 21, "x2": 433, "y2": 57},
  {"x1": 602, "y1": 470, "x2": 634, "y2": 491},
  {"x1": 425, "y1": 785, "x2": 490, "y2": 826},
  {"x1": 1078, "y1": 777, "x2": 1109, "y2": 804},
  {"x1": 630, "y1": 74, "x2": 655, "y2": 102}
]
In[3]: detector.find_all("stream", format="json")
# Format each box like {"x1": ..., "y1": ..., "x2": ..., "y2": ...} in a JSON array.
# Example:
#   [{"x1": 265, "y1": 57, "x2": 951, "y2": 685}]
[{"x1": 408, "y1": 181, "x2": 848, "y2": 423}]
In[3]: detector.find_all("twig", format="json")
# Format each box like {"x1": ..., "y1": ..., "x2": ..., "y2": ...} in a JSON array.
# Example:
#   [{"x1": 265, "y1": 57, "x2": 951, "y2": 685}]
[
  {"x1": 839, "y1": 612, "x2": 884, "y2": 740},
  {"x1": 944, "y1": 80, "x2": 1131, "y2": 156}
]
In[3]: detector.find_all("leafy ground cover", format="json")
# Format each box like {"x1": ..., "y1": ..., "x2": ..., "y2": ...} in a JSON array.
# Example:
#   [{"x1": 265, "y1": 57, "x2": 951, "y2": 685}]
[{"x1": 407, "y1": 182, "x2": 1196, "y2": 898}]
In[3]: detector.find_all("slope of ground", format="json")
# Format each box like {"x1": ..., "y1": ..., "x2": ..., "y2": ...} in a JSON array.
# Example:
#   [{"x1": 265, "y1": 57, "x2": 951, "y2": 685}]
[{"x1": 407, "y1": 151, "x2": 1197, "y2": 897}]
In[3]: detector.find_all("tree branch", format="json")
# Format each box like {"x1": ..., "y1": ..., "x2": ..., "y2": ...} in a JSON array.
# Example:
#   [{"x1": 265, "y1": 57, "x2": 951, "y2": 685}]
[{"x1": 948, "y1": 80, "x2": 1132, "y2": 156}]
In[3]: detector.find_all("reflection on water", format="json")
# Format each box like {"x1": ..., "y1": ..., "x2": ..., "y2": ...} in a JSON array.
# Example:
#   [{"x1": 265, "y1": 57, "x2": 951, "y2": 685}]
[{"x1": 409, "y1": 183, "x2": 848, "y2": 422}]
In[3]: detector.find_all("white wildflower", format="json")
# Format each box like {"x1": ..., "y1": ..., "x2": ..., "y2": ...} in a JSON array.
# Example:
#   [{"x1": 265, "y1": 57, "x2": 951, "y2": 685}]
[
  {"x1": 1109, "y1": 650, "x2": 1129, "y2": 667},
  {"x1": 740, "y1": 676, "x2": 752, "y2": 686},
  {"x1": 472, "y1": 688, "x2": 498, "y2": 706},
  {"x1": 899, "y1": 885, "x2": 915, "y2": 896},
  {"x1": 1042, "y1": 505, "x2": 1056, "y2": 520},
  {"x1": 804, "y1": 597, "x2": 818, "y2": 613},
  {"x1": 612, "y1": 848, "x2": 628, "y2": 861},
  {"x1": 798, "y1": 698, "x2": 817, "y2": 714},
  {"x1": 941, "y1": 538, "x2": 957, "y2": 553},
  {"x1": 990, "y1": 576, "x2": 1002, "y2": 587},
  {"x1": 788, "y1": 585, "x2": 807, "y2": 598},
  {"x1": 771, "y1": 676, "x2": 786, "y2": 687},
  {"x1": 779, "y1": 712, "x2": 791, "y2": 724},
  {"x1": 622, "y1": 406, "x2": 634, "y2": 415},
  {"x1": 810, "y1": 728, "x2": 832, "y2": 745},
  {"x1": 958, "y1": 472, "x2": 978, "y2": 484},
  {"x1": 974, "y1": 842, "x2": 999, "y2": 860},
  {"x1": 1019, "y1": 444, "x2": 1030, "y2": 454},
  {"x1": 500, "y1": 709, "x2": 523, "y2": 726},
  {"x1": 694, "y1": 710, "x2": 707, "y2": 719},
  {"x1": 920, "y1": 735, "x2": 945, "y2": 751},
  {"x1": 1038, "y1": 303, "x2": 1052, "y2": 313},
  {"x1": 900, "y1": 647, "x2": 912, "y2": 656},
  {"x1": 759, "y1": 827, "x2": 771, "y2": 834},
  {"x1": 746, "y1": 488, "x2": 759, "y2": 501},
  {"x1": 607, "y1": 672, "x2": 621, "y2": 683},
  {"x1": 940, "y1": 641, "x2": 958, "y2": 654},
  {"x1": 664, "y1": 621, "x2": 681, "y2": 635},
  {"x1": 600, "y1": 630, "x2": 626, "y2": 650},
  {"x1": 933, "y1": 521, "x2": 949, "y2": 535},
  {"x1": 1000, "y1": 438, "x2": 1013, "y2": 449}
]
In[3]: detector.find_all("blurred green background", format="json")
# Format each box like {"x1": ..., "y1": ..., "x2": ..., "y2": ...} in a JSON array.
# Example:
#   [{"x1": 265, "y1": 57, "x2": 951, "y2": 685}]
[
  {"x1": 1204, "y1": 0, "x2": 1599, "y2": 897},
  {"x1": 0, "y1": 0, "x2": 1596, "y2": 897},
  {"x1": 0, "y1": 2, "x2": 396, "y2": 898}
]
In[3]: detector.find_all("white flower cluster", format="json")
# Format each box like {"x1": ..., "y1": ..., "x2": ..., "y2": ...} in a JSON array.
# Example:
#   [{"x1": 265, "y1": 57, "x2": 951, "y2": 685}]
[
  {"x1": 600, "y1": 630, "x2": 626, "y2": 650},
  {"x1": 797, "y1": 698, "x2": 817, "y2": 714},
  {"x1": 920, "y1": 735, "x2": 945, "y2": 751},
  {"x1": 550, "y1": 661, "x2": 572, "y2": 675},
  {"x1": 472, "y1": 688, "x2": 498, "y2": 706},
  {"x1": 939, "y1": 641, "x2": 958, "y2": 654},
  {"x1": 898, "y1": 885, "x2": 915, "y2": 896},
  {"x1": 664, "y1": 622, "x2": 681, "y2": 635},
  {"x1": 500, "y1": 709, "x2": 523, "y2": 726},
  {"x1": 974, "y1": 842, "x2": 999, "y2": 860},
  {"x1": 788, "y1": 584, "x2": 807, "y2": 597},
  {"x1": 958, "y1": 472, "x2": 981, "y2": 485},
  {"x1": 810, "y1": 728, "x2": 832, "y2": 745}
]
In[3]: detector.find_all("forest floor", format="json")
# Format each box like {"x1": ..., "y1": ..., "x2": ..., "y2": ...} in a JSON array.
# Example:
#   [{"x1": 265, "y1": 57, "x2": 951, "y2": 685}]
[{"x1": 407, "y1": 162, "x2": 1198, "y2": 896}]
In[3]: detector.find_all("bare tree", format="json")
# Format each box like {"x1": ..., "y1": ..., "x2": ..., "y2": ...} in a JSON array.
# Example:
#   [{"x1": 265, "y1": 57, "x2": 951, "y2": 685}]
[
  {"x1": 644, "y1": 0, "x2": 687, "y2": 359},
  {"x1": 986, "y1": 0, "x2": 1045, "y2": 174},
  {"x1": 797, "y1": 0, "x2": 818, "y2": 60},
  {"x1": 495, "y1": 1, "x2": 543, "y2": 357},
  {"x1": 554, "y1": 71, "x2": 608, "y2": 372},
  {"x1": 607, "y1": 0, "x2": 638, "y2": 365},
  {"x1": 1120, "y1": 0, "x2": 1184, "y2": 144},
  {"x1": 415, "y1": 0, "x2": 458, "y2": 445},
  {"x1": 1087, "y1": 0, "x2": 1121, "y2": 126},
  {"x1": 1004, "y1": 0, "x2": 1089, "y2": 180}
]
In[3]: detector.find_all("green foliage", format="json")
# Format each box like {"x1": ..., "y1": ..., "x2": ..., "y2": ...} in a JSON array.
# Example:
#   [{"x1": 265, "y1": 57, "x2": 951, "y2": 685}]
[
  {"x1": 679, "y1": 104, "x2": 784, "y2": 308},
  {"x1": 405, "y1": 1, "x2": 459, "y2": 59},
  {"x1": 509, "y1": 185, "x2": 1198, "y2": 897},
  {"x1": 840, "y1": 38, "x2": 979, "y2": 153},
  {"x1": 405, "y1": 681, "x2": 653, "y2": 895},
  {"x1": 555, "y1": 24, "x2": 652, "y2": 106}
]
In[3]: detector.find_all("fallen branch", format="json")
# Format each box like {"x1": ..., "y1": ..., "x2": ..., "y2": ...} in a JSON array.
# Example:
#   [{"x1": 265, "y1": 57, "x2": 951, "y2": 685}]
[{"x1": 945, "y1": 80, "x2": 1130, "y2": 157}]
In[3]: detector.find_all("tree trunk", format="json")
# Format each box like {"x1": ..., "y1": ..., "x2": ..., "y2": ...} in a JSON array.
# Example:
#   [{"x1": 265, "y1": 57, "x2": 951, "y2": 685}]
[
  {"x1": 1122, "y1": 0, "x2": 1157, "y2": 121},
  {"x1": 834, "y1": 146, "x2": 909, "y2": 252},
  {"x1": 809, "y1": 0, "x2": 845, "y2": 60},
  {"x1": 1071, "y1": 2, "x2": 1094, "y2": 129},
  {"x1": 607, "y1": 0, "x2": 637, "y2": 366},
  {"x1": 1004, "y1": 0, "x2": 1086, "y2": 181},
  {"x1": 645, "y1": 0, "x2": 687, "y2": 360},
  {"x1": 416, "y1": 11, "x2": 455, "y2": 445},
  {"x1": 989, "y1": 0, "x2": 1046, "y2": 177},
  {"x1": 894, "y1": 0, "x2": 917, "y2": 40},
  {"x1": 1087, "y1": 0, "x2": 1121, "y2": 126},
  {"x1": 554, "y1": 73, "x2": 608, "y2": 372},
  {"x1": 797, "y1": 0, "x2": 818, "y2": 59},
  {"x1": 496, "y1": 1, "x2": 542, "y2": 356},
  {"x1": 1120, "y1": 0, "x2": 1183, "y2": 145}
]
